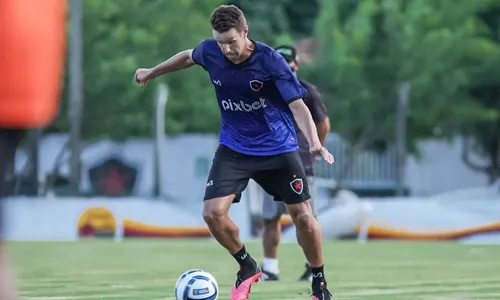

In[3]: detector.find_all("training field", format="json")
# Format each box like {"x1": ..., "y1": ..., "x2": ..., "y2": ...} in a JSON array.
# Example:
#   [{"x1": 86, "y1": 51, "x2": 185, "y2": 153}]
[{"x1": 10, "y1": 239, "x2": 500, "y2": 300}]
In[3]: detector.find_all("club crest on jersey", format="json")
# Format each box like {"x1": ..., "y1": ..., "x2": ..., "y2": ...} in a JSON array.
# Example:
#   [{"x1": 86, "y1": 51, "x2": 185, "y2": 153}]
[
  {"x1": 250, "y1": 80, "x2": 263, "y2": 91},
  {"x1": 290, "y1": 178, "x2": 303, "y2": 194}
]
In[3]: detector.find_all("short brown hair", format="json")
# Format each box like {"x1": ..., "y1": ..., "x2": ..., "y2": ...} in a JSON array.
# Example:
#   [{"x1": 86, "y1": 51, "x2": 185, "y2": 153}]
[{"x1": 210, "y1": 5, "x2": 246, "y2": 33}]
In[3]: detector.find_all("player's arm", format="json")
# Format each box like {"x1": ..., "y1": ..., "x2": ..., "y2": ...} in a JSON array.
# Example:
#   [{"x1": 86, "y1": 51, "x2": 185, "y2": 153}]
[
  {"x1": 135, "y1": 40, "x2": 208, "y2": 86},
  {"x1": 135, "y1": 50, "x2": 195, "y2": 85},
  {"x1": 270, "y1": 52, "x2": 333, "y2": 163},
  {"x1": 288, "y1": 100, "x2": 322, "y2": 149},
  {"x1": 150, "y1": 50, "x2": 196, "y2": 77},
  {"x1": 289, "y1": 100, "x2": 333, "y2": 164},
  {"x1": 269, "y1": 53, "x2": 321, "y2": 148},
  {"x1": 306, "y1": 87, "x2": 330, "y2": 145}
]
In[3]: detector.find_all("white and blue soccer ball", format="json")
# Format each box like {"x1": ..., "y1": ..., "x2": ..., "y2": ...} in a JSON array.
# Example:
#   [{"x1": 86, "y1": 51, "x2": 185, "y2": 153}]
[{"x1": 175, "y1": 269, "x2": 219, "y2": 300}]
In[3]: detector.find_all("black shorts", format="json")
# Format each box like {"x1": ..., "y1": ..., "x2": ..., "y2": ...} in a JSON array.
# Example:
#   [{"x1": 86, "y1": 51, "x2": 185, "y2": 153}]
[
  {"x1": 204, "y1": 145, "x2": 311, "y2": 205},
  {"x1": 0, "y1": 128, "x2": 25, "y2": 238}
]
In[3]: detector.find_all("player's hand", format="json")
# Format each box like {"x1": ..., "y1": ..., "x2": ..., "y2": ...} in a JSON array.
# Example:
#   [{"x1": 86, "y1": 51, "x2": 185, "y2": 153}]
[
  {"x1": 134, "y1": 68, "x2": 154, "y2": 86},
  {"x1": 310, "y1": 144, "x2": 334, "y2": 164}
]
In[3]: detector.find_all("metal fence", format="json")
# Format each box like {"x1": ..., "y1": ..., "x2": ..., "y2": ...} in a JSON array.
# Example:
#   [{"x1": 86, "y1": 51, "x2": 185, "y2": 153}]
[{"x1": 315, "y1": 134, "x2": 398, "y2": 192}]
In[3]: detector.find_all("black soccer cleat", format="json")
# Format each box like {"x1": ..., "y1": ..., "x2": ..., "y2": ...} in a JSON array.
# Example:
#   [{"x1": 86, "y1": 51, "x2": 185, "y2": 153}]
[
  {"x1": 311, "y1": 281, "x2": 333, "y2": 300},
  {"x1": 298, "y1": 263, "x2": 313, "y2": 282},
  {"x1": 260, "y1": 268, "x2": 280, "y2": 281}
]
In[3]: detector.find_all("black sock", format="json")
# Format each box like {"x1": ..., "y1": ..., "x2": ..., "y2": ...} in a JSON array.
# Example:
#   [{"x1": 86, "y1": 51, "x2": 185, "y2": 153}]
[
  {"x1": 232, "y1": 245, "x2": 255, "y2": 268},
  {"x1": 311, "y1": 265, "x2": 326, "y2": 288}
]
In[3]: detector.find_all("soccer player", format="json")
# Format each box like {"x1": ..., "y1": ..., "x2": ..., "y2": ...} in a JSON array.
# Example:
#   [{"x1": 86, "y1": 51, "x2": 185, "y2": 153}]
[
  {"x1": 0, "y1": 1, "x2": 66, "y2": 299},
  {"x1": 135, "y1": 5, "x2": 334, "y2": 300},
  {"x1": 260, "y1": 45, "x2": 330, "y2": 283}
]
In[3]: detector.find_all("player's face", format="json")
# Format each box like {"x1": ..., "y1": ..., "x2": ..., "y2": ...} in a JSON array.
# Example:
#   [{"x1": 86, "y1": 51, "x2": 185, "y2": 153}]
[
  {"x1": 213, "y1": 27, "x2": 248, "y2": 62},
  {"x1": 288, "y1": 61, "x2": 299, "y2": 73}
]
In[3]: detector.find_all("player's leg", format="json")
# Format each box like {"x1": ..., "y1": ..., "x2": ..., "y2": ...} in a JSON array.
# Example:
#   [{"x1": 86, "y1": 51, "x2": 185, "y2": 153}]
[
  {"x1": 255, "y1": 152, "x2": 332, "y2": 299},
  {"x1": 287, "y1": 201, "x2": 331, "y2": 299},
  {"x1": 202, "y1": 145, "x2": 261, "y2": 300},
  {"x1": 260, "y1": 192, "x2": 287, "y2": 280},
  {"x1": 286, "y1": 182, "x2": 331, "y2": 298},
  {"x1": 0, "y1": 129, "x2": 23, "y2": 300},
  {"x1": 297, "y1": 176, "x2": 317, "y2": 282},
  {"x1": 203, "y1": 194, "x2": 242, "y2": 252}
]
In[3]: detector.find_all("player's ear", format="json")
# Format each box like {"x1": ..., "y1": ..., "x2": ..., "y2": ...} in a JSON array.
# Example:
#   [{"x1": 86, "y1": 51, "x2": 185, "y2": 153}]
[{"x1": 242, "y1": 25, "x2": 249, "y2": 38}]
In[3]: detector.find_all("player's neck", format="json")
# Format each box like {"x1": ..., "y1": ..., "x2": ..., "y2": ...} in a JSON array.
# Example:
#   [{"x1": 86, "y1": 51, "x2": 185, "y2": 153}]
[{"x1": 234, "y1": 38, "x2": 255, "y2": 64}]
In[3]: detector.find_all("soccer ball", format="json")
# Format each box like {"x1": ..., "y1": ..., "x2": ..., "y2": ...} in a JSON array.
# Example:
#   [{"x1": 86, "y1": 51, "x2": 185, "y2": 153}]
[{"x1": 175, "y1": 269, "x2": 219, "y2": 300}]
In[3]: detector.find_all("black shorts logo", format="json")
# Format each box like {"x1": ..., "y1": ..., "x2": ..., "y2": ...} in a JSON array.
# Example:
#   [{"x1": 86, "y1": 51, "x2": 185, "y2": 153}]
[
  {"x1": 290, "y1": 178, "x2": 303, "y2": 194},
  {"x1": 250, "y1": 80, "x2": 263, "y2": 91}
]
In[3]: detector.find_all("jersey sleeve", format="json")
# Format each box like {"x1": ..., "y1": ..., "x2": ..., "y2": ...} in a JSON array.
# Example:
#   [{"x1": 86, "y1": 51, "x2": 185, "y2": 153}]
[
  {"x1": 191, "y1": 39, "x2": 208, "y2": 69},
  {"x1": 269, "y1": 52, "x2": 308, "y2": 104},
  {"x1": 305, "y1": 85, "x2": 328, "y2": 124}
]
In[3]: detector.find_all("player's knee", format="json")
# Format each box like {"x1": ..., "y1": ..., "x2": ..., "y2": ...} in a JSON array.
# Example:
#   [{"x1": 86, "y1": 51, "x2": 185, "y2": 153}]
[
  {"x1": 295, "y1": 211, "x2": 315, "y2": 233},
  {"x1": 202, "y1": 200, "x2": 228, "y2": 225},
  {"x1": 263, "y1": 218, "x2": 280, "y2": 231},
  {"x1": 288, "y1": 202, "x2": 315, "y2": 233},
  {"x1": 263, "y1": 219, "x2": 280, "y2": 237},
  {"x1": 263, "y1": 220, "x2": 280, "y2": 243},
  {"x1": 202, "y1": 207, "x2": 225, "y2": 225}
]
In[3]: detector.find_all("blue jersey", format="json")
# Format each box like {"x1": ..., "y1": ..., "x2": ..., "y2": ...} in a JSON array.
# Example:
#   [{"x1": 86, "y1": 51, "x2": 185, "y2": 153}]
[{"x1": 191, "y1": 39, "x2": 308, "y2": 156}]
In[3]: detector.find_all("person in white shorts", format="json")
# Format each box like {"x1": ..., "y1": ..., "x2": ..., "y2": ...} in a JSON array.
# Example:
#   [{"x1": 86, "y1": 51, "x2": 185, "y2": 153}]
[{"x1": 260, "y1": 45, "x2": 331, "y2": 282}]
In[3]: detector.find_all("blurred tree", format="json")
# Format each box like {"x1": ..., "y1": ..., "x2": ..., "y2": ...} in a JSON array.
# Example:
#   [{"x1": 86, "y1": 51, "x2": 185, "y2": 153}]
[
  {"x1": 227, "y1": 0, "x2": 289, "y2": 44},
  {"x1": 307, "y1": 0, "x2": 495, "y2": 156},
  {"x1": 228, "y1": 0, "x2": 320, "y2": 43},
  {"x1": 284, "y1": 0, "x2": 321, "y2": 39},
  {"x1": 56, "y1": 0, "x2": 223, "y2": 139},
  {"x1": 462, "y1": 0, "x2": 500, "y2": 184}
]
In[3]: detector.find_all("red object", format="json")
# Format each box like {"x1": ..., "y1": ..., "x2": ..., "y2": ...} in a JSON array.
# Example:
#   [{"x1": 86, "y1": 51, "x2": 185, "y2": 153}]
[{"x1": 0, "y1": 0, "x2": 66, "y2": 127}]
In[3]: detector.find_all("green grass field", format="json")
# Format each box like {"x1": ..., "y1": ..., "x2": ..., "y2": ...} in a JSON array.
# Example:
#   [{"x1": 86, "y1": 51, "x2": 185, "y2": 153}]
[{"x1": 8, "y1": 239, "x2": 500, "y2": 300}]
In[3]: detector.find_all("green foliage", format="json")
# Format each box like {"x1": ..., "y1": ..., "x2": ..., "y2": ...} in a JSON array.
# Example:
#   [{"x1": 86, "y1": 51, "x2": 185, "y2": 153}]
[
  {"x1": 227, "y1": 0, "x2": 289, "y2": 44},
  {"x1": 462, "y1": 1, "x2": 500, "y2": 182},
  {"x1": 309, "y1": 0, "x2": 499, "y2": 155},
  {"x1": 228, "y1": 0, "x2": 320, "y2": 43},
  {"x1": 283, "y1": 0, "x2": 321, "y2": 39},
  {"x1": 57, "y1": 0, "x2": 223, "y2": 139}
]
